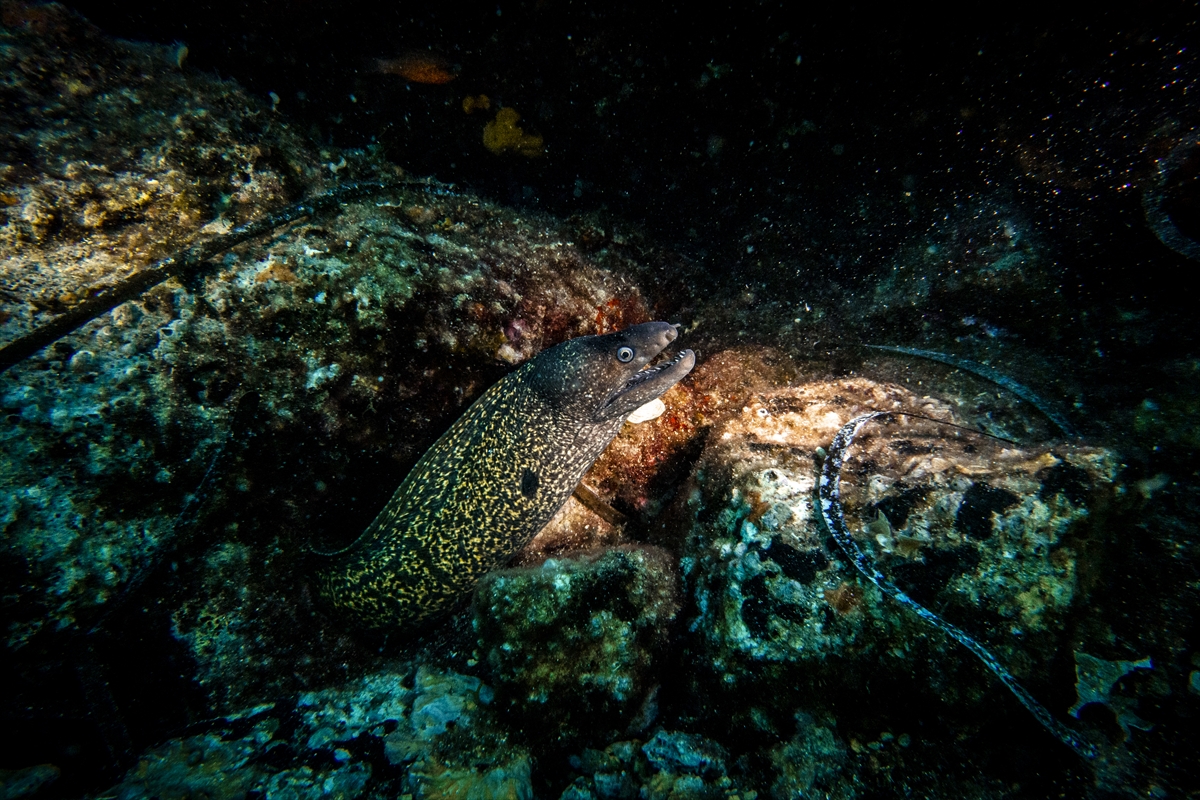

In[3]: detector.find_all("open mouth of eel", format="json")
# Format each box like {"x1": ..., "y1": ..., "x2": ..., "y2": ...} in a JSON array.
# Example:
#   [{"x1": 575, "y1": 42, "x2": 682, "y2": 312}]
[
  {"x1": 600, "y1": 347, "x2": 697, "y2": 420},
  {"x1": 624, "y1": 349, "x2": 693, "y2": 390}
]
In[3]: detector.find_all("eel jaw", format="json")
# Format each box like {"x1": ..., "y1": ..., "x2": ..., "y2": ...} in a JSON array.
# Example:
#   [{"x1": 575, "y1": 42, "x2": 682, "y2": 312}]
[{"x1": 596, "y1": 348, "x2": 697, "y2": 421}]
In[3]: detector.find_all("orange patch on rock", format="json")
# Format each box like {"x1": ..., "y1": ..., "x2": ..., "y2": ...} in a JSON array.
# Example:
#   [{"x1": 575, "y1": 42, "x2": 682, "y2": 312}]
[
  {"x1": 254, "y1": 262, "x2": 297, "y2": 283},
  {"x1": 824, "y1": 582, "x2": 863, "y2": 614},
  {"x1": 593, "y1": 294, "x2": 647, "y2": 334}
]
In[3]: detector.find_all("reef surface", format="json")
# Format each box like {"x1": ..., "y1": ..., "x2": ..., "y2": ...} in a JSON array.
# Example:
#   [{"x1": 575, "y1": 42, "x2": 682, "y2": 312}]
[{"x1": 1, "y1": 4, "x2": 1198, "y2": 800}]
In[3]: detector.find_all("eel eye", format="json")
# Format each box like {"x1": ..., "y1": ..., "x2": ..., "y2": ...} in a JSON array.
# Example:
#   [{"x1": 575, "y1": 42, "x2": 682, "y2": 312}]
[{"x1": 616, "y1": 346, "x2": 635, "y2": 363}]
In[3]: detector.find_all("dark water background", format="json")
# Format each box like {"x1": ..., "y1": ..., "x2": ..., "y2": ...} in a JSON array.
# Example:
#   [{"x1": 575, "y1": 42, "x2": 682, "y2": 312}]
[
  {"x1": 58, "y1": 2, "x2": 1200, "y2": 357},
  {"x1": 62, "y1": 2, "x2": 1200, "y2": 416},
  {"x1": 61, "y1": 2, "x2": 1196, "y2": 289}
]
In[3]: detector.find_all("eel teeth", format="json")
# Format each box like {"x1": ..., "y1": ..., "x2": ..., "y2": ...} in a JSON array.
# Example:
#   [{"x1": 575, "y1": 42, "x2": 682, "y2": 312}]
[{"x1": 624, "y1": 350, "x2": 687, "y2": 389}]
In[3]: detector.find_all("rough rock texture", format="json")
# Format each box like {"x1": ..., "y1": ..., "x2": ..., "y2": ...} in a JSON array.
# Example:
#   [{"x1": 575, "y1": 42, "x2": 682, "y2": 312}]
[
  {"x1": 102, "y1": 664, "x2": 529, "y2": 800},
  {"x1": 0, "y1": 0, "x2": 318, "y2": 648},
  {"x1": 767, "y1": 713, "x2": 851, "y2": 800},
  {"x1": 0, "y1": 6, "x2": 688, "y2": 714},
  {"x1": 561, "y1": 730, "x2": 754, "y2": 800},
  {"x1": 0, "y1": 1, "x2": 320, "y2": 328},
  {"x1": 380, "y1": 667, "x2": 534, "y2": 800},
  {"x1": 669, "y1": 376, "x2": 1117, "y2": 742},
  {"x1": 473, "y1": 546, "x2": 680, "y2": 742},
  {"x1": 110, "y1": 729, "x2": 373, "y2": 800}
]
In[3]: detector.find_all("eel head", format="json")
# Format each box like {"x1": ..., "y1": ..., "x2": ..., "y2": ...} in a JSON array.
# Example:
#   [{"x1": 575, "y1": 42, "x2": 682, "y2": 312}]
[{"x1": 529, "y1": 321, "x2": 696, "y2": 422}]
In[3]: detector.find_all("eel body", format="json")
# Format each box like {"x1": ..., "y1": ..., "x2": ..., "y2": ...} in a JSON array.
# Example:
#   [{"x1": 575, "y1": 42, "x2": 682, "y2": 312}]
[{"x1": 322, "y1": 321, "x2": 695, "y2": 631}]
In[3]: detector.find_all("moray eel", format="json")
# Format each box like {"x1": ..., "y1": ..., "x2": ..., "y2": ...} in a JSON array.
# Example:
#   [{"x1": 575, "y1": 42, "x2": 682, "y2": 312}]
[{"x1": 322, "y1": 321, "x2": 696, "y2": 631}]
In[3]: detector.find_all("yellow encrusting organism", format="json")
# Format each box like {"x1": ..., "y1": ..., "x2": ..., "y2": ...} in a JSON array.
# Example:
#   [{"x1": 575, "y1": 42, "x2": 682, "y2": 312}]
[
  {"x1": 482, "y1": 107, "x2": 544, "y2": 157},
  {"x1": 462, "y1": 94, "x2": 491, "y2": 114}
]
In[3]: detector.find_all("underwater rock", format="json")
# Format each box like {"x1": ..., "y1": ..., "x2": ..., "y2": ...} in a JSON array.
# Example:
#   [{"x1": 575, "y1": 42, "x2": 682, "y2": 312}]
[
  {"x1": 102, "y1": 663, "x2": 528, "y2": 800},
  {"x1": 669, "y1": 377, "x2": 1118, "y2": 741},
  {"x1": 563, "y1": 731, "x2": 751, "y2": 800},
  {"x1": 380, "y1": 667, "x2": 533, "y2": 800},
  {"x1": 1070, "y1": 651, "x2": 1154, "y2": 739},
  {"x1": 640, "y1": 729, "x2": 726, "y2": 777},
  {"x1": 473, "y1": 546, "x2": 679, "y2": 742},
  {"x1": 864, "y1": 197, "x2": 1068, "y2": 341},
  {"x1": 262, "y1": 763, "x2": 373, "y2": 800},
  {"x1": 0, "y1": 5, "x2": 693, "y2": 725},
  {"x1": 298, "y1": 668, "x2": 414, "y2": 749},
  {"x1": 0, "y1": 0, "x2": 315, "y2": 647},
  {"x1": 103, "y1": 714, "x2": 371, "y2": 800},
  {"x1": 767, "y1": 713, "x2": 848, "y2": 800},
  {"x1": 404, "y1": 754, "x2": 534, "y2": 800},
  {"x1": 0, "y1": 1, "x2": 318, "y2": 325},
  {"x1": 0, "y1": 764, "x2": 60, "y2": 799},
  {"x1": 107, "y1": 730, "x2": 271, "y2": 800}
]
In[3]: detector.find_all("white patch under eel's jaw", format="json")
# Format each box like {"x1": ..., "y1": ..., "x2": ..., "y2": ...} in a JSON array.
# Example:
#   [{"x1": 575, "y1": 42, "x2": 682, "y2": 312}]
[{"x1": 626, "y1": 397, "x2": 666, "y2": 424}]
